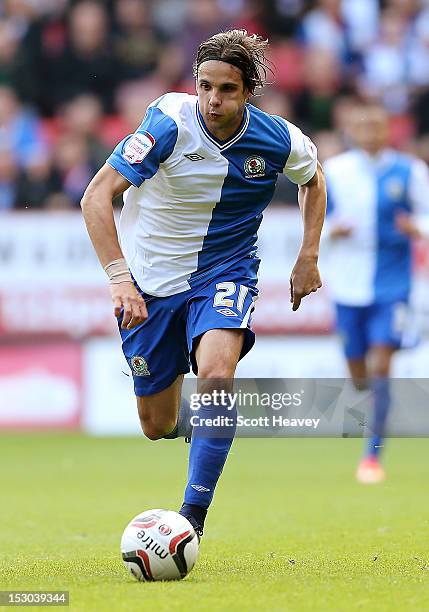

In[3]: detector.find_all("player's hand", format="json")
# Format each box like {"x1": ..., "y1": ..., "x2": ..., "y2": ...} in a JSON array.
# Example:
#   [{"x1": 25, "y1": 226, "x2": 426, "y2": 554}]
[
  {"x1": 290, "y1": 255, "x2": 322, "y2": 312},
  {"x1": 329, "y1": 223, "x2": 353, "y2": 238},
  {"x1": 110, "y1": 281, "x2": 148, "y2": 329},
  {"x1": 395, "y1": 213, "x2": 421, "y2": 239}
]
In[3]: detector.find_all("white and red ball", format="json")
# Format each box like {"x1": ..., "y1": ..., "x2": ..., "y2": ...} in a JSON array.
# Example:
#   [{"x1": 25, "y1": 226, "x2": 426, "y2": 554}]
[{"x1": 121, "y1": 509, "x2": 199, "y2": 581}]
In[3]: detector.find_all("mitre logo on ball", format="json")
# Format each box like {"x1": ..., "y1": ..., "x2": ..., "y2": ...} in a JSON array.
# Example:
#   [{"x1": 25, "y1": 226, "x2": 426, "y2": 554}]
[
  {"x1": 121, "y1": 509, "x2": 199, "y2": 581},
  {"x1": 244, "y1": 155, "x2": 266, "y2": 178}
]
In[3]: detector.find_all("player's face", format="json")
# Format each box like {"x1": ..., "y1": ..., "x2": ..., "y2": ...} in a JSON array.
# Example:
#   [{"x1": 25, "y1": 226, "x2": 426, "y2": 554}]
[
  {"x1": 196, "y1": 60, "x2": 250, "y2": 140},
  {"x1": 349, "y1": 107, "x2": 389, "y2": 155}
]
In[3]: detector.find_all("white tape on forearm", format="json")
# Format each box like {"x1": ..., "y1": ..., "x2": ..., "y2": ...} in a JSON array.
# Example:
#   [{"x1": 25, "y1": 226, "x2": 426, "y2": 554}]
[{"x1": 104, "y1": 258, "x2": 133, "y2": 284}]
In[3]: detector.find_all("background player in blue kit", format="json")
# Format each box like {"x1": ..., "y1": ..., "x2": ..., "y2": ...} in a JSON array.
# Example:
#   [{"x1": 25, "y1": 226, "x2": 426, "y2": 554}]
[
  {"x1": 324, "y1": 101, "x2": 429, "y2": 484},
  {"x1": 81, "y1": 30, "x2": 326, "y2": 537}
]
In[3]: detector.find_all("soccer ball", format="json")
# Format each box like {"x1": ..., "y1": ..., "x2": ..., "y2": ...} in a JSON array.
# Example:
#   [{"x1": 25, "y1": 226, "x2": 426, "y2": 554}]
[{"x1": 121, "y1": 509, "x2": 199, "y2": 581}]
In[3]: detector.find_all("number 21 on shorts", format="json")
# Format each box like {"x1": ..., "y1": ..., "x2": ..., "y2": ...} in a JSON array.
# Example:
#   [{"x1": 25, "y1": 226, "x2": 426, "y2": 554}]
[{"x1": 213, "y1": 282, "x2": 249, "y2": 313}]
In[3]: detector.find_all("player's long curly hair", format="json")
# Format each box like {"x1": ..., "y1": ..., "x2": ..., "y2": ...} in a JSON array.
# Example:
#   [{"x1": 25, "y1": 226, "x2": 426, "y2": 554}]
[{"x1": 193, "y1": 29, "x2": 272, "y2": 95}]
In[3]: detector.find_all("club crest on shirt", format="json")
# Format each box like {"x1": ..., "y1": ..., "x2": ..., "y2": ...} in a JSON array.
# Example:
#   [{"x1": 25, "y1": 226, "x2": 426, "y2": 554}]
[
  {"x1": 244, "y1": 155, "x2": 266, "y2": 179},
  {"x1": 130, "y1": 355, "x2": 150, "y2": 376},
  {"x1": 385, "y1": 178, "x2": 404, "y2": 200},
  {"x1": 123, "y1": 132, "x2": 155, "y2": 164}
]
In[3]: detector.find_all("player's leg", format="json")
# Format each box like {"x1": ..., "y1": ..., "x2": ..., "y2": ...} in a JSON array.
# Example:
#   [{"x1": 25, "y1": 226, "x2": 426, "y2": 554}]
[
  {"x1": 118, "y1": 289, "x2": 191, "y2": 440},
  {"x1": 335, "y1": 303, "x2": 369, "y2": 388},
  {"x1": 136, "y1": 375, "x2": 192, "y2": 440},
  {"x1": 178, "y1": 263, "x2": 258, "y2": 536},
  {"x1": 347, "y1": 358, "x2": 368, "y2": 390},
  {"x1": 364, "y1": 343, "x2": 395, "y2": 460},
  {"x1": 136, "y1": 375, "x2": 184, "y2": 440},
  {"x1": 366, "y1": 302, "x2": 404, "y2": 460},
  {"x1": 334, "y1": 303, "x2": 383, "y2": 481},
  {"x1": 179, "y1": 328, "x2": 245, "y2": 536},
  {"x1": 357, "y1": 302, "x2": 403, "y2": 482},
  {"x1": 355, "y1": 343, "x2": 394, "y2": 483}
]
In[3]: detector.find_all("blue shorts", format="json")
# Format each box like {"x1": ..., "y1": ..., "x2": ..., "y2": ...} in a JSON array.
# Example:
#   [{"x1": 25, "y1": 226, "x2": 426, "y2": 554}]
[
  {"x1": 118, "y1": 258, "x2": 259, "y2": 396},
  {"x1": 335, "y1": 301, "x2": 409, "y2": 359}
]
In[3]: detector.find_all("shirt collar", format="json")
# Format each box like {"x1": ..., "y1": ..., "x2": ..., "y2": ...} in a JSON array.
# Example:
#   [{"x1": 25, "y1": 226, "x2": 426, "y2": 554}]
[
  {"x1": 196, "y1": 102, "x2": 250, "y2": 150},
  {"x1": 355, "y1": 148, "x2": 396, "y2": 171}
]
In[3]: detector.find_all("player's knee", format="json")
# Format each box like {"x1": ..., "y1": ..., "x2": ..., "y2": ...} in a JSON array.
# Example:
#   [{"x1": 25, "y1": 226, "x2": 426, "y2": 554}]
[
  {"x1": 368, "y1": 357, "x2": 390, "y2": 378},
  {"x1": 140, "y1": 422, "x2": 164, "y2": 441},
  {"x1": 139, "y1": 417, "x2": 175, "y2": 441},
  {"x1": 197, "y1": 363, "x2": 235, "y2": 381},
  {"x1": 370, "y1": 365, "x2": 390, "y2": 379}
]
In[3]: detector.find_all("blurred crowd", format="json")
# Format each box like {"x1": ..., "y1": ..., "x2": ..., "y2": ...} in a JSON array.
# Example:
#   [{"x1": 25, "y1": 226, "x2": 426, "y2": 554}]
[{"x1": 1, "y1": 0, "x2": 429, "y2": 211}]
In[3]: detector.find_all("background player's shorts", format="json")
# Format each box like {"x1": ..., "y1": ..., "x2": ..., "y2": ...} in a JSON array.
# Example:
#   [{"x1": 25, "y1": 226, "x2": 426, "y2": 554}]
[
  {"x1": 335, "y1": 301, "x2": 411, "y2": 359},
  {"x1": 118, "y1": 257, "x2": 259, "y2": 396}
]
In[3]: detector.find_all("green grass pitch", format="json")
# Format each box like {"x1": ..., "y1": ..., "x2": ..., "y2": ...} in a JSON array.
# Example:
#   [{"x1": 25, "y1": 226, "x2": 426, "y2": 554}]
[{"x1": 1, "y1": 434, "x2": 428, "y2": 611}]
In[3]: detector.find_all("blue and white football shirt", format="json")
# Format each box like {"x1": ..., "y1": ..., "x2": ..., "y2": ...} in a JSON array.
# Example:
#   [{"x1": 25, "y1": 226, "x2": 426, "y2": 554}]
[
  {"x1": 323, "y1": 149, "x2": 429, "y2": 306},
  {"x1": 107, "y1": 93, "x2": 317, "y2": 297}
]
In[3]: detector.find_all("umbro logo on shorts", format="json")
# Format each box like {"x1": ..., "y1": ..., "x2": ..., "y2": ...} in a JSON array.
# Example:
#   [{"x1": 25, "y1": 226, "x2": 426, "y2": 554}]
[
  {"x1": 216, "y1": 308, "x2": 238, "y2": 317},
  {"x1": 191, "y1": 484, "x2": 211, "y2": 492},
  {"x1": 184, "y1": 153, "x2": 205, "y2": 161}
]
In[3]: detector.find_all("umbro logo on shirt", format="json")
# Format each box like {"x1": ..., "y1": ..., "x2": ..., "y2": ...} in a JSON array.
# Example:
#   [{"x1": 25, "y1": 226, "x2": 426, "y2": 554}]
[{"x1": 184, "y1": 153, "x2": 205, "y2": 161}]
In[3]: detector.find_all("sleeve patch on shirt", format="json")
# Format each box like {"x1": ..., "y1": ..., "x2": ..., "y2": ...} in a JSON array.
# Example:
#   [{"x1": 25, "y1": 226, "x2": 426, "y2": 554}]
[{"x1": 122, "y1": 132, "x2": 156, "y2": 164}]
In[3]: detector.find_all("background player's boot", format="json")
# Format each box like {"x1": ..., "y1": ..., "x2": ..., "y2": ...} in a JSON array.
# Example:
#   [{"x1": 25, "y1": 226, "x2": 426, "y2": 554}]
[
  {"x1": 356, "y1": 456, "x2": 385, "y2": 484},
  {"x1": 179, "y1": 503, "x2": 206, "y2": 541}
]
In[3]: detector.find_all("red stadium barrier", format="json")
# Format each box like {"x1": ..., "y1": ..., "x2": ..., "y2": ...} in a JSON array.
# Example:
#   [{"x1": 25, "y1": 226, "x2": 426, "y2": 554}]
[{"x1": 0, "y1": 342, "x2": 82, "y2": 429}]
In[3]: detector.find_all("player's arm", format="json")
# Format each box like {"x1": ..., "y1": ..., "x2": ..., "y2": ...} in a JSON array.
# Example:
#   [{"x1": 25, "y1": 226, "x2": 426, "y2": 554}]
[
  {"x1": 280, "y1": 121, "x2": 326, "y2": 310},
  {"x1": 396, "y1": 158, "x2": 429, "y2": 240},
  {"x1": 322, "y1": 161, "x2": 353, "y2": 239},
  {"x1": 81, "y1": 163, "x2": 148, "y2": 329},
  {"x1": 290, "y1": 162, "x2": 326, "y2": 311}
]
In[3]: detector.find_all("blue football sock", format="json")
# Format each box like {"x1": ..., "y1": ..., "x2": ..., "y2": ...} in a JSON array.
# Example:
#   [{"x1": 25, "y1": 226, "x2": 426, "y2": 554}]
[
  {"x1": 367, "y1": 377, "x2": 390, "y2": 458},
  {"x1": 183, "y1": 402, "x2": 236, "y2": 510}
]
